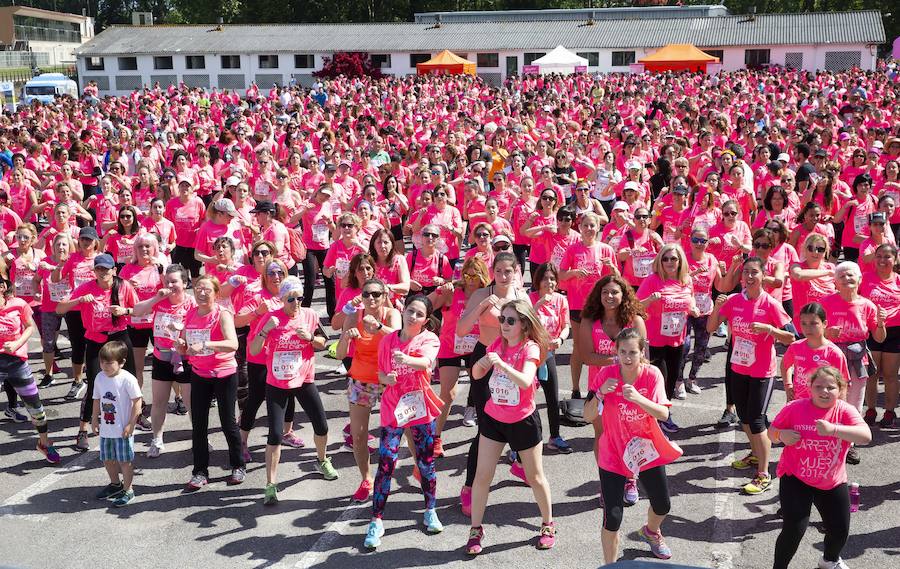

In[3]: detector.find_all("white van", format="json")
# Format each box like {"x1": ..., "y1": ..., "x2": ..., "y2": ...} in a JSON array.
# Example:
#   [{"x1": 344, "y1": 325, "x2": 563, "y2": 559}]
[{"x1": 22, "y1": 73, "x2": 78, "y2": 105}]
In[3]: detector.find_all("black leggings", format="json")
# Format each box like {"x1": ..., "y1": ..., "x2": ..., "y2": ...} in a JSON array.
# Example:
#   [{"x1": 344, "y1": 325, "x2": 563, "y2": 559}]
[
  {"x1": 81, "y1": 330, "x2": 136, "y2": 424},
  {"x1": 302, "y1": 248, "x2": 335, "y2": 315},
  {"x1": 512, "y1": 244, "x2": 530, "y2": 277},
  {"x1": 235, "y1": 327, "x2": 249, "y2": 410},
  {"x1": 4, "y1": 379, "x2": 16, "y2": 407},
  {"x1": 539, "y1": 351, "x2": 561, "y2": 438},
  {"x1": 649, "y1": 344, "x2": 683, "y2": 400},
  {"x1": 600, "y1": 465, "x2": 671, "y2": 531},
  {"x1": 65, "y1": 311, "x2": 86, "y2": 366},
  {"x1": 774, "y1": 476, "x2": 850, "y2": 569},
  {"x1": 173, "y1": 245, "x2": 202, "y2": 282},
  {"x1": 239, "y1": 362, "x2": 294, "y2": 431},
  {"x1": 265, "y1": 382, "x2": 328, "y2": 445},
  {"x1": 465, "y1": 341, "x2": 491, "y2": 487},
  {"x1": 190, "y1": 372, "x2": 243, "y2": 477},
  {"x1": 724, "y1": 340, "x2": 735, "y2": 407}
]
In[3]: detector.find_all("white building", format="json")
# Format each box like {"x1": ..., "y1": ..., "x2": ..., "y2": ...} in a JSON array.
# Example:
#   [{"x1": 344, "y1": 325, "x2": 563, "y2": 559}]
[
  {"x1": 74, "y1": 8, "x2": 885, "y2": 96},
  {"x1": 0, "y1": 6, "x2": 94, "y2": 67}
]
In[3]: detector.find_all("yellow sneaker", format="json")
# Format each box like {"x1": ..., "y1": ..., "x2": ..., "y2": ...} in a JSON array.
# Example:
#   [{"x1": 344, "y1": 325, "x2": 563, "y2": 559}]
[
  {"x1": 731, "y1": 453, "x2": 759, "y2": 470},
  {"x1": 742, "y1": 473, "x2": 772, "y2": 495}
]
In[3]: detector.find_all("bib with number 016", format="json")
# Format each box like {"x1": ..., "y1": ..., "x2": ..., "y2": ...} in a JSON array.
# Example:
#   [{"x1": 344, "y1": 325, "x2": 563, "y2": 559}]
[
  {"x1": 272, "y1": 350, "x2": 302, "y2": 381},
  {"x1": 312, "y1": 223, "x2": 329, "y2": 244},
  {"x1": 489, "y1": 370, "x2": 520, "y2": 406},
  {"x1": 623, "y1": 436, "x2": 660, "y2": 477},
  {"x1": 49, "y1": 281, "x2": 71, "y2": 303},
  {"x1": 694, "y1": 292, "x2": 712, "y2": 314},
  {"x1": 454, "y1": 334, "x2": 478, "y2": 355},
  {"x1": 335, "y1": 257, "x2": 351, "y2": 277},
  {"x1": 185, "y1": 328, "x2": 213, "y2": 356},
  {"x1": 732, "y1": 336, "x2": 757, "y2": 367},
  {"x1": 394, "y1": 390, "x2": 427, "y2": 427},
  {"x1": 660, "y1": 311, "x2": 687, "y2": 337},
  {"x1": 633, "y1": 255, "x2": 654, "y2": 278},
  {"x1": 153, "y1": 313, "x2": 181, "y2": 341}
]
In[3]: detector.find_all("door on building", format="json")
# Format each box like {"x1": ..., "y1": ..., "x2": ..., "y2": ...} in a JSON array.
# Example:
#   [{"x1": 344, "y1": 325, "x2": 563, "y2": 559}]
[{"x1": 506, "y1": 56, "x2": 518, "y2": 78}]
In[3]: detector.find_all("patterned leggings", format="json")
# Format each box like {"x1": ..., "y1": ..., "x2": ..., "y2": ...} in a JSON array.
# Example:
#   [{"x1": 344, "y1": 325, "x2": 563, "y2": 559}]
[
  {"x1": 0, "y1": 356, "x2": 48, "y2": 434},
  {"x1": 372, "y1": 420, "x2": 437, "y2": 519}
]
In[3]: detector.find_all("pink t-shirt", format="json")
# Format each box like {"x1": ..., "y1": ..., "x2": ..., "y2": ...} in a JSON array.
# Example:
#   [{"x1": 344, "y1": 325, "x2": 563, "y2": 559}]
[
  {"x1": 37, "y1": 264, "x2": 71, "y2": 313},
  {"x1": 377, "y1": 330, "x2": 442, "y2": 428},
  {"x1": 708, "y1": 221, "x2": 752, "y2": 265},
  {"x1": 528, "y1": 291, "x2": 570, "y2": 340},
  {"x1": 0, "y1": 297, "x2": 32, "y2": 360},
  {"x1": 69, "y1": 280, "x2": 138, "y2": 342},
  {"x1": 782, "y1": 339, "x2": 850, "y2": 400},
  {"x1": 687, "y1": 252, "x2": 719, "y2": 316},
  {"x1": 118, "y1": 263, "x2": 163, "y2": 329},
  {"x1": 620, "y1": 230, "x2": 662, "y2": 286},
  {"x1": 9, "y1": 250, "x2": 44, "y2": 306},
  {"x1": 860, "y1": 272, "x2": 900, "y2": 327},
  {"x1": 595, "y1": 364, "x2": 682, "y2": 477},
  {"x1": 324, "y1": 239, "x2": 364, "y2": 304},
  {"x1": 240, "y1": 285, "x2": 283, "y2": 365},
  {"x1": 165, "y1": 196, "x2": 207, "y2": 247},
  {"x1": 150, "y1": 296, "x2": 197, "y2": 358},
  {"x1": 436, "y1": 288, "x2": 478, "y2": 359},
  {"x1": 818, "y1": 293, "x2": 877, "y2": 344},
  {"x1": 105, "y1": 231, "x2": 141, "y2": 265},
  {"x1": 719, "y1": 291, "x2": 791, "y2": 378},
  {"x1": 182, "y1": 304, "x2": 237, "y2": 378},
  {"x1": 637, "y1": 275, "x2": 696, "y2": 347},
  {"x1": 772, "y1": 398, "x2": 864, "y2": 490},
  {"x1": 559, "y1": 241, "x2": 617, "y2": 310},
  {"x1": 261, "y1": 307, "x2": 321, "y2": 389},
  {"x1": 483, "y1": 338, "x2": 542, "y2": 424},
  {"x1": 789, "y1": 261, "x2": 836, "y2": 332},
  {"x1": 586, "y1": 319, "x2": 623, "y2": 393},
  {"x1": 407, "y1": 250, "x2": 452, "y2": 290}
]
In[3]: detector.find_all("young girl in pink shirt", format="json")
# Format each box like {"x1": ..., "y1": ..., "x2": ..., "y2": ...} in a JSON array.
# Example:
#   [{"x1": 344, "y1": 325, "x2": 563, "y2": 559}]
[{"x1": 781, "y1": 303, "x2": 850, "y2": 402}]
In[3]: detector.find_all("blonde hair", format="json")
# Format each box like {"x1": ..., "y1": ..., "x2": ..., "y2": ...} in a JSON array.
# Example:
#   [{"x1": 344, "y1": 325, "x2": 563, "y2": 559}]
[
  {"x1": 456, "y1": 256, "x2": 490, "y2": 289},
  {"x1": 801, "y1": 232, "x2": 830, "y2": 260},
  {"x1": 500, "y1": 299, "x2": 550, "y2": 363},
  {"x1": 653, "y1": 243, "x2": 690, "y2": 285},
  {"x1": 809, "y1": 365, "x2": 847, "y2": 398}
]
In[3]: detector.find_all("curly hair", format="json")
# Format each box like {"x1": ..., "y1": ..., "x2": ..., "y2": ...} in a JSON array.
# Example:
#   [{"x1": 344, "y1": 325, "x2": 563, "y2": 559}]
[{"x1": 581, "y1": 274, "x2": 646, "y2": 327}]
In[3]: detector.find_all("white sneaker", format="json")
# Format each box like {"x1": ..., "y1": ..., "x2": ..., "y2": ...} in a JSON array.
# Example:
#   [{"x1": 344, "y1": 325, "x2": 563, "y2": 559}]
[
  {"x1": 147, "y1": 439, "x2": 164, "y2": 458},
  {"x1": 674, "y1": 382, "x2": 687, "y2": 400},
  {"x1": 462, "y1": 406, "x2": 477, "y2": 427},
  {"x1": 685, "y1": 381, "x2": 702, "y2": 395},
  {"x1": 818, "y1": 557, "x2": 849, "y2": 569}
]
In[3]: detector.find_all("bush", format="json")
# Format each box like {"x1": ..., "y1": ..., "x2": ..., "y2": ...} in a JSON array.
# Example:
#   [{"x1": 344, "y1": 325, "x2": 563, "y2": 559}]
[{"x1": 313, "y1": 52, "x2": 383, "y2": 79}]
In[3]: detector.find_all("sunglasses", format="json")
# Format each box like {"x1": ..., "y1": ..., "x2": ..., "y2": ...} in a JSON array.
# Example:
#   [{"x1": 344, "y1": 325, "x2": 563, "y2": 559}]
[
  {"x1": 722, "y1": 211, "x2": 739, "y2": 217},
  {"x1": 493, "y1": 243, "x2": 511, "y2": 251},
  {"x1": 753, "y1": 242, "x2": 771, "y2": 250},
  {"x1": 253, "y1": 249, "x2": 272, "y2": 257},
  {"x1": 361, "y1": 290, "x2": 383, "y2": 299},
  {"x1": 340, "y1": 223, "x2": 356, "y2": 229},
  {"x1": 284, "y1": 296, "x2": 302, "y2": 304},
  {"x1": 576, "y1": 187, "x2": 590, "y2": 192},
  {"x1": 661, "y1": 256, "x2": 679, "y2": 262},
  {"x1": 267, "y1": 270, "x2": 285, "y2": 277},
  {"x1": 499, "y1": 316, "x2": 519, "y2": 326},
  {"x1": 463, "y1": 274, "x2": 479, "y2": 280},
  {"x1": 422, "y1": 232, "x2": 439, "y2": 239},
  {"x1": 475, "y1": 232, "x2": 491, "y2": 238},
  {"x1": 541, "y1": 196, "x2": 556, "y2": 202},
  {"x1": 807, "y1": 245, "x2": 827, "y2": 254},
  {"x1": 558, "y1": 216, "x2": 574, "y2": 222},
  {"x1": 871, "y1": 221, "x2": 886, "y2": 226},
  {"x1": 690, "y1": 237, "x2": 708, "y2": 245},
  {"x1": 435, "y1": 193, "x2": 448, "y2": 198},
  {"x1": 634, "y1": 214, "x2": 651, "y2": 220}
]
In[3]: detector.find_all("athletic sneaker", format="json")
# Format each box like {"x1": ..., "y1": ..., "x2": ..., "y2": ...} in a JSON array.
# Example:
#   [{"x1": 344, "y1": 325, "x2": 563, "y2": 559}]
[
  {"x1": 547, "y1": 436, "x2": 573, "y2": 454},
  {"x1": 510, "y1": 461, "x2": 530, "y2": 485},
  {"x1": 209, "y1": 397, "x2": 217, "y2": 408},
  {"x1": 462, "y1": 406, "x2": 477, "y2": 427},
  {"x1": 186, "y1": 474, "x2": 208, "y2": 491},
  {"x1": 281, "y1": 432, "x2": 305, "y2": 448},
  {"x1": 66, "y1": 381, "x2": 86, "y2": 401},
  {"x1": 317, "y1": 457, "x2": 339, "y2": 480},
  {"x1": 433, "y1": 436, "x2": 445, "y2": 457},
  {"x1": 818, "y1": 556, "x2": 850, "y2": 569},
  {"x1": 731, "y1": 453, "x2": 759, "y2": 470},
  {"x1": 96, "y1": 482, "x2": 124, "y2": 500},
  {"x1": 685, "y1": 381, "x2": 702, "y2": 395},
  {"x1": 342, "y1": 423, "x2": 377, "y2": 451},
  {"x1": 264, "y1": 483, "x2": 278, "y2": 506},
  {"x1": 659, "y1": 417, "x2": 680, "y2": 433},
  {"x1": 147, "y1": 439, "x2": 164, "y2": 458},
  {"x1": 74, "y1": 430, "x2": 90, "y2": 452},
  {"x1": 713, "y1": 322, "x2": 728, "y2": 338},
  {"x1": 352, "y1": 479, "x2": 373, "y2": 503},
  {"x1": 717, "y1": 409, "x2": 740, "y2": 428},
  {"x1": 423, "y1": 508, "x2": 443, "y2": 533},
  {"x1": 673, "y1": 382, "x2": 687, "y2": 400},
  {"x1": 466, "y1": 526, "x2": 484, "y2": 555},
  {"x1": 460, "y1": 485, "x2": 472, "y2": 516},
  {"x1": 537, "y1": 521, "x2": 556, "y2": 550},
  {"x1": 227, "y1": 467, "x2": 246, "y2": 485},
  {"x1": 241, "y1": 443, "x2": 252, "y2": 464},
  {"x1": 173, "y1": 396, "x2": 188, "y2": 415},
  {"x1": 4, "y1": 405, "x2": 27, "y2": 423},
  {"x1": 112, "y1": 489, "x2": 135, "y2": 507},
  {"x1": 624, "y1": 479, "x2": 639, "y2": 506},
  {"x1": 37, "y1": 374, "x2": 56, "y2": 389},
  {"x1": 364, "y1": 518, "x2": 384, "y2": 549},
  {"x1": 742, "y1": 473, "x2": 772, "y2": 495},
  {"x1": 878, "y1": 410, "x2": 896, "y2": 428},
  {"x1": 135, "y1": 414, "x2": 152, "y2": 432},
  {"x1": 639, "y1": 525, "x2": 673, "y2": 559},
  {"x1": 846, "y1": 447, "x2": 860, "y2": 465},
  {"x1": 863, "y1": 408, "x2": 877, "y2": 425},
  {"x1": 37, "y1": 442, "x2": 60, "y2": 464}
]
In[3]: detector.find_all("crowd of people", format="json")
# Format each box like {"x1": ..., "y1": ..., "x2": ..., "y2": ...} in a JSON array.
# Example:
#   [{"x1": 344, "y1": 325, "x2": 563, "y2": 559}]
[{"x1": 1, "y1": 63, "x2": 898, "y2": 567}]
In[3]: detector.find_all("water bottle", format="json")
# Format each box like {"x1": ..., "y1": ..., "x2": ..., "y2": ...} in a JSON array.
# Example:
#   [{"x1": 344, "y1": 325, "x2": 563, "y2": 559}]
[{"x1": 849, "y1": 482, "x2": 860, "y2": 513}]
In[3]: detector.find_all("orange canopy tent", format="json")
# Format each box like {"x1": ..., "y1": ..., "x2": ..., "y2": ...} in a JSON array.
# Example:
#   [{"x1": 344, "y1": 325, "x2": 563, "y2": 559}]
[
  {"x1": 416, "y1": 50, "x2": 476, "y2": 76},
  {"x1": 639, "y1": 44, "x2": 719, "y2": 73}
]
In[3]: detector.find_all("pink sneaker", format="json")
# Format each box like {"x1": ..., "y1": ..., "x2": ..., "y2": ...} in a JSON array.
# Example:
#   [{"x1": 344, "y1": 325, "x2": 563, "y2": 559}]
[
  {"x1": 460, "y1": 485, "x2": 472, "y2": 516},
  {"x1": 537, "y1": 521, "x2": 556, "y2": 550},
  {"x1": 281, "y1": 432, "x2": 305, "y2": 448},
  {"x1": 466, "y1": 526, "x2": 484, "y2": 555},
  {"x1": 241, "y1": 443, "x2": 252, "y2": 464},
  {"x1": 510, "y1": 461, "x2": 530, "y2": 485},
  {"x1": 352, "y1": 479, "x2": 373, "y2": 503}
]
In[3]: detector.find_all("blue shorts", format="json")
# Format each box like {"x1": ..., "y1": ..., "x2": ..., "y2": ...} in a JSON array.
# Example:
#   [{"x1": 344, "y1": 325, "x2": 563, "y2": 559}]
[{"x1": 100, "y1": 436, "x2": 135, "y2": 463}]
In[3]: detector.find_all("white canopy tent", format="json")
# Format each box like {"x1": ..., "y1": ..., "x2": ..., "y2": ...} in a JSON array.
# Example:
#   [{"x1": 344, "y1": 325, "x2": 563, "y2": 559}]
[{"x1": 531, "y1": 45, "x2": 589, "y2": 75}]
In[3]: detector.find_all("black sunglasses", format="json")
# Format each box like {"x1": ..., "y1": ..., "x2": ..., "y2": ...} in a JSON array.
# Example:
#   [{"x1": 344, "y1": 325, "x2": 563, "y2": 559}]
[
  {"x1": 361, "y1": 290, "x2": 383, "y2": 299},
  {"x1": 499, "y1": 316, "x2": 518, "y2": 325},
  {"x1": 807, "y1": 245, "x2": 827, "y2": 254}
]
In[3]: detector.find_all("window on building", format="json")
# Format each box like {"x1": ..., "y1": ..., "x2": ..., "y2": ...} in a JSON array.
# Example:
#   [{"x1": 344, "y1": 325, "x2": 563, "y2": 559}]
[
  {"x1": 185, "y1": 55, "x2": 206, "y2": 69},
  {"x1": 409, "y1": 53, "x2": 430, "y2": 67},
  {"x1": 371, "y1": 54, "x2": 391, "y2": 69},
  {"x1": 221, "y1": 55, "x2": 241, "y2": 69},
  {"x1": 153, "y1": 56, "x2": 173, "y2": 70},
  {"x1": 611, "y1": 51, "x2": 636, "y2": 67},
  {"x1": 86, "y1": 57, "x2": 104, "y2": 71},
  {"x1": 703, "y1": 49, "x2": 724, "y2": 62},
  {"x1": 13, "y1": 15, "x2": 81, "y2": 44},
  {"x1": 745, "y1": 49, "x2": 771, "y2": 67},
  {"x1": 118, "y1": 57, "x2": 138, "y2": 71},
  {"x1": 258, "y1": 55, "x2": 279, "y2": 69},
  {"x1": 523, "y1": 52, "x2": 544, "y2": 65},
  {"x1": 295, "y1": 54, "x2": 315, "y2": 68},
  {"x1": 577, "y1": 52, "x2": 600, "y2": 67},
  {"x1": 477, "y1": 53, "x2": 499, "y2": 68}
]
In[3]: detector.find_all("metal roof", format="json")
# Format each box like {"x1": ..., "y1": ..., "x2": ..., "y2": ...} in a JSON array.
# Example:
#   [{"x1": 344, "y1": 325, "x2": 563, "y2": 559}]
[
  {"x1": 76, "y1": 11, "x2": 886, "y2": 57},
  {"x1": 413, "y1": 5, "x2": 730, "y2": 23}
]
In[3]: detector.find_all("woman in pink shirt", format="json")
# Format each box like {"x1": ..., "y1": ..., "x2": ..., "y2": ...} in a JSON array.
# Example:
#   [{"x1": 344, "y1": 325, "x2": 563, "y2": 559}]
[
  {"x1": 119, "y1": 234, "x2": 164, "y2": 393},
  {"x1": 324, "y1": 212, "x2": 365, "y2": 316},
  {"x1": 177, "y1": 275, "x2": 243, "y2": 490},
  {"x1": 101, "y1": 205, "x2": 142, "y2": 268},
  {"x1": 35, "y1": 233, "x2": 73, "y2": 388},
  {"x1": 857, "y1": 212, "x2": 893, "y2": 274},
  {"x1": 296, "y1": 185, "x2": 336, "y2": 309},
  {"x1": 165, "y1": 178, "x2": 206, "y2": 280},
  {"x1": 834, "y1": 174, "x2": 877, "y2": 262},
  {"x1": 363, "y1": 294, "x2": 443, "y2": 549},
  {"x1": 770, "y1": 366, "x2": 871, "y2": 569},
  {"x1": 249, "y1": 276, "x2": 336, "y2": 505},
  {"x1": 618, "y1": 207, "x2": 664, "y2": 288},
  {"x1": 141, "y1": 198, "x2": 176, "y2": 261},
  {"x1": 369, "y1": 228, "x2": 410, "y2": 309},
  {"x1": 193, "y1": 198, "x2": 245, "y2": 273},
  {"x1": 406, "y1": 223, "x2": 452, "y2": 296},
  {"x1": 860, "y1": 243, "x2": 900, "y2": 428},
  {"x1": 707, "y1": 256, "x2": 795, "y2": 496},
  {"x1": 789, "y1": 233, "x2": 836, "y2": 333},
  {"x1": 466, "y1": 299, "x2": 555, "y2": 555},
  {"x1": 707, "y1": 200, "x2": 752, "y2": 266},
  {"x1": 682, "y1": 227, "x2": 724, "y2": 395}
]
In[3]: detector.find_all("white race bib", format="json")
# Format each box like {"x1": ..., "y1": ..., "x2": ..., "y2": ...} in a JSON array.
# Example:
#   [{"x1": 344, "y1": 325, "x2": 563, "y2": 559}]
[
  {"x1": 312, "y1": 223, "x2": 329, "y2": 244},
  {"x1": 454, "y1": 334, "x2": 478, "y2": 355},
  {"x1": 632, "y1": 254, "x2": 654, "y2": 278},
  {"x1": 732, "y1": 336, "x2": 757, "y2": 367},
  {"x1": 661, "y1": 311, "x2": 687, "y2": 337},
  {"x1": 394, "y1": 390, "x2": 427, "y2": 427},
  {"x1": 254, "y1": 179, "x2": 270, "y2": 199},
  {"x1": 14, "y1": 276, "x2": 35, "y2": 296},
  {"x1": 185, "y1": 328, "x2": 213, "y2": 356},
  {"x1": 49, "y1": 281, "x2": 71, "y2": 303},
  {"x1": 694, "y1": 292, "x2": 712, "y2": 314},
  {"x1": 623, "y1": 436, "x2": 660, "y2": 477},
  {"x1": 550, "y1": 246, "x2": 565, "y2": 268},
  {"x1": 273, "y1": 350, "x2": 302, "y2": 381},
  {"x1": 153, "y1": 312, "x2": 182, "y2": 341},
  {"x1": 489, "y1": 370, "x2": 520, "y2": 406},
  {"x1": 853, "y1": 213, "x2": 868, "y2": 235},
  {"x1": 130, "y1": 311, "x2": 152, "y2": 325},
  {"x1": 335, "y1": 257, "x2": 351, "y2": 278}
]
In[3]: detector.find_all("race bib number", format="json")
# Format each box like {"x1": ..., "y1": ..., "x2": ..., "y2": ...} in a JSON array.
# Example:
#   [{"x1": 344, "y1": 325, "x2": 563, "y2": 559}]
[
  {"x1": 489, "y1": 370, "x2": 520, "y2": 406},
  {"x1": 335, "y1": 257, "x2": 351, "y2": 278},
  {"x1": 185, "y1": 328, "x2": 213, "y2": 356},
  {"x1": 732, "y1": 336, "x2": 757, "y2": 367},
  {"x1": 632, "y1": 254, "x2": 654, "y2": 278},
  {"x1": 550, "y1": 246, "x2": 565, "y2": 268},
  {"x1": 14, "y1": 276, "x2": 35, "y2": 296},
  {"x1": 853, "y1": 213, "x2": 868, "y2": 235},
  {"x1": 661, "y1": 312, "x2": 687, "y2": 337},
  {"x1": 394, "y1": 390, "x2": 427, "y2": 427},
  {"x1": 624, "y1": 436, "x2": 660, "y2": 477},
  {"x1": 454, "y1": 334, "x2": 478, "y2": 355},
  {"x1": 273, "y1": 350, "x2": 302, "y2": 381},
  {"x1": 153, "y1": 313, "x2": 182, "y2": 341},
  {"x1": 49, "y1": 281, "x2": 71, "y2": 303},
  {"x1": 254, "y1": 179, "x2": 270, "y2": 199},
  {"x1": 130, "y1": 310, "x2": 152, "y2": 325},
  {"x1": 312, "y1": 223, "x2": 330, "y2": 244},
  {"x1": 694, "y1": 292, "x2": 712, "y2": 314}
]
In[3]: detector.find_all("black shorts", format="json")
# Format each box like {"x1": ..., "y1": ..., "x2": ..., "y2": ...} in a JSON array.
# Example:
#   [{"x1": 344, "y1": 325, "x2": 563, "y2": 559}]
[
  {"x1": 569, "y1": 309, "x2": 582, "y2": 324},
  {"x1": 438, "y1": 355, "x2": 470, "y2": 369},
  {"x1": 867, "y1": 325, "x2": 900, "y2": 354},
  {"x1": 479, "y1": 409, "x2": 543, "y2": 451},
  {"x1": 151, "y1": 355, "x2": 192, "y2": 385},
  {"x1": 128, "y1": 327, "x2": 153, "y2": 349},
  {"x1": 730, "y1": 372, "x2": 774, "y2": 434}
]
